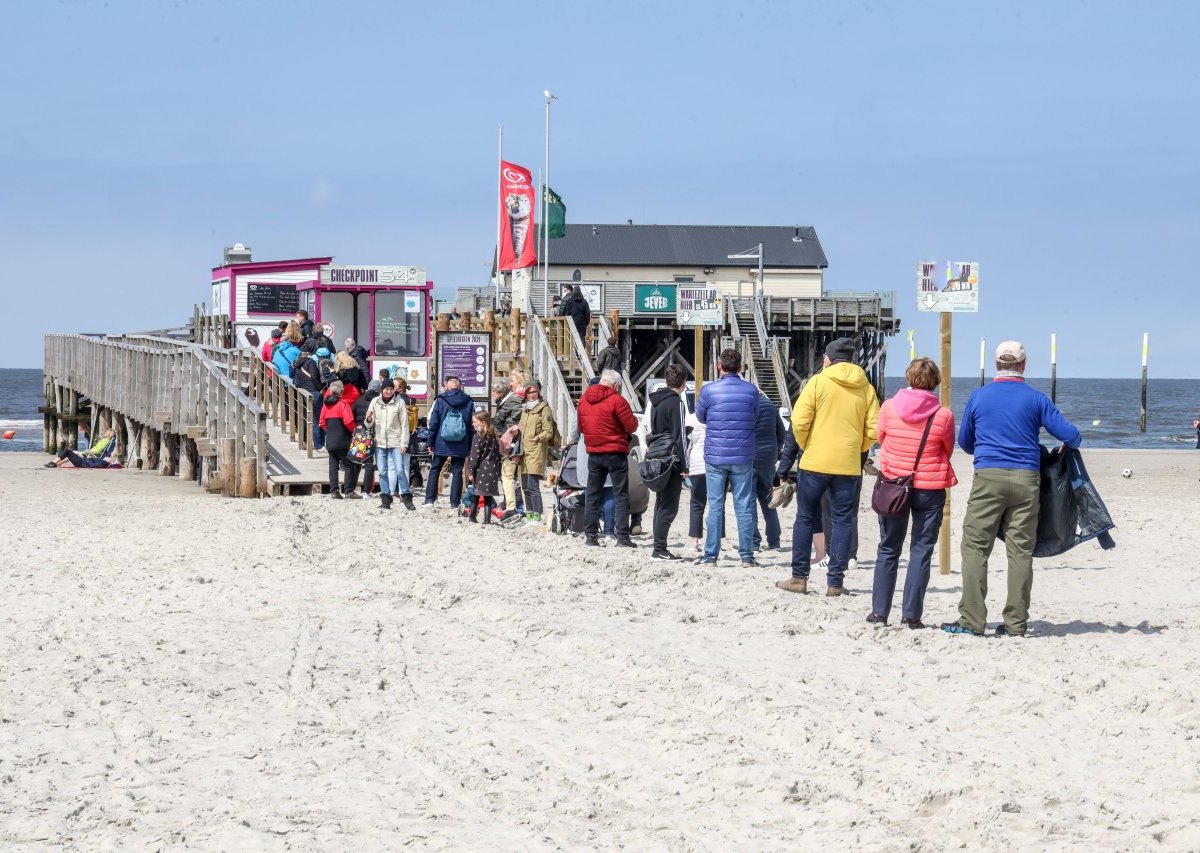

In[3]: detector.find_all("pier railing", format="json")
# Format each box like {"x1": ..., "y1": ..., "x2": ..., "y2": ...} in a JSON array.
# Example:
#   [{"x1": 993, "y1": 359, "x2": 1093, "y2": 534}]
[{"x1": 44, "y1": 334, "x2": 270, "y2": 496}]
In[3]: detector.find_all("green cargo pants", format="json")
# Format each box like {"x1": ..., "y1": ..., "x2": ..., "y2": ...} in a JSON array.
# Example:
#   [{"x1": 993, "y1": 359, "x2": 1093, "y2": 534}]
[{"x1": 958, "y1": 468, "x2": 1040, "y2": 635}]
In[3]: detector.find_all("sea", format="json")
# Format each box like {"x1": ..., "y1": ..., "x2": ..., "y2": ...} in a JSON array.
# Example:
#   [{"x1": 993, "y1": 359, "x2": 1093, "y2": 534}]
[{"x1": 2, "y1": 368, "x2": 1197, "y2": 452}]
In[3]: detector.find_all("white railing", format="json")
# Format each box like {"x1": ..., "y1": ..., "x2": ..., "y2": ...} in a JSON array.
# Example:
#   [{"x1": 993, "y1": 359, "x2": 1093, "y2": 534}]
[
  {"x1": 596, "y1": 315, "x2": 641, "y2": 412},
  {"x1": 525, "y1": 314, "x2": 577, "y2": 439}
]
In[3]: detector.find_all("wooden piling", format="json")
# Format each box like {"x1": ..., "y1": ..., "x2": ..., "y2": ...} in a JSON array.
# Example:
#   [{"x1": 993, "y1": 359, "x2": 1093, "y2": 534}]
[
  {"x1": 239, "y1": 456, "x2": 258, "y2": 498},
  {"x1": 219, "y1": 437, "x2": 236, "y2": 497},
  {"x1": 160, "y1": 433, "x2": 177, "y2": 477},
  {"x1": 180, "y1": 438, "x2": 197, "y2": 482}
]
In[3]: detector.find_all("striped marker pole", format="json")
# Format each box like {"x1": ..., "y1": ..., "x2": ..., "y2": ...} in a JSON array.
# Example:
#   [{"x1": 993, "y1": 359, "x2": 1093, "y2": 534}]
[
  {"x1": 1140, "y1": 333, "x2": 1149, "y2": 432},
  {"x1": 1050, "y1": 333, "x2": 1057, "y2": 403}
]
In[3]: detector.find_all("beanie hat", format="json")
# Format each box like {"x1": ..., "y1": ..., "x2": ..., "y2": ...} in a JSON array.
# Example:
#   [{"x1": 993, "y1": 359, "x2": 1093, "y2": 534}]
[{"x1": 825, "y1": 337, "x2": 856, "y2": 364}]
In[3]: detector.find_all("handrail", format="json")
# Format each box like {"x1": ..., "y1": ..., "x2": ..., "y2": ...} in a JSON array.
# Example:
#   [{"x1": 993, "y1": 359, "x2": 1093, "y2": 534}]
[
  {"x1": 525, "y1": 314, "x2": 576, "y2": 440},
  {"x1": 595, "y1": 315, "x2": 640, "y2": 412},
  {"x1": 753, "y1": 297, "x2": 790, "y2": 405},
  {"x1": 44, "y1": 333, "x2": 269, "y2": 495}
]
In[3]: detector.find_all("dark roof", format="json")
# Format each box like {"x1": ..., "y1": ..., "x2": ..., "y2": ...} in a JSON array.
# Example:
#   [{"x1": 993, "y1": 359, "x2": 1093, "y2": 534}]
[{"x1": 546, "y1": 224, "x2": 827, "y2": 269}]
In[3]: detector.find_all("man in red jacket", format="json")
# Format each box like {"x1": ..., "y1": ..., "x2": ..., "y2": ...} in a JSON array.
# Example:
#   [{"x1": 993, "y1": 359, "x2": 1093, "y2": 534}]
[{"x1": 577, "y1": 370, "x2": 639, "y2": 548}]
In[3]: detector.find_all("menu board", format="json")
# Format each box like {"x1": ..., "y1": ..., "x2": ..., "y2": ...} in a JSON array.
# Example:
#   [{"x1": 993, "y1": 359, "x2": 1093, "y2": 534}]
[
  {"x1": 246, "y1": 282, "x2": 300, "y2": 315},
  {"x1": 436, "y1": 332, "x2": 491, "y2": 402}
]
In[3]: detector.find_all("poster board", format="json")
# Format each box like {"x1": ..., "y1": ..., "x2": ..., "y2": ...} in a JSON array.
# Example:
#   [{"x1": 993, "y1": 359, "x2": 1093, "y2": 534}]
[
  {"x1": 435, "y1": 331, "x2": 491, "y2": 403},
  {"x1": 677, "y1": 285, "x2": 722, "y2": 326}
]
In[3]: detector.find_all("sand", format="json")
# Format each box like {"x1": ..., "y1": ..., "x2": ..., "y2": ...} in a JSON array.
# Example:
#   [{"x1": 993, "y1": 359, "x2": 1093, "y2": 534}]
[{"x1": 2, "y1": 449, "x2": 1199, "y2": 850}]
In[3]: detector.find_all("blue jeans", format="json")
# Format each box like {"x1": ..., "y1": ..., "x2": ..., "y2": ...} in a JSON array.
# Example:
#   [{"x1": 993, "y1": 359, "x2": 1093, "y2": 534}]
[
  {"x1": 752, "y1": 458, "x2": 781, "y2": 550},
  {"x1": 375, "y1": 447, "x2": 411, "y2": 496},
  {"x1": 871, "y1": 488, "x2": 946, "y2": 621},
  {"x1": 703, "y1": 462, "x2": 756, "y2": 561},
  {"x1": 602, "y1": 487, "x2": 615, "y2": 535},
  {"x1": 791, "y1": 471, "x2": 860, "y2": 586},
  {"x1": 312, "y1": 396, "x2": 325, "y2": 451},
  {"x1": 425, "y1": 456, "x2": 464, "y2": 506}
]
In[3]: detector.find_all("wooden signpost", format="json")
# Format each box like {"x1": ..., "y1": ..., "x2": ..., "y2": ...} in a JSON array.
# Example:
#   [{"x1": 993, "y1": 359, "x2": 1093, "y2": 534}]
[{"x1": 917, "y1": 261, "x2": 979, "y2": 576}]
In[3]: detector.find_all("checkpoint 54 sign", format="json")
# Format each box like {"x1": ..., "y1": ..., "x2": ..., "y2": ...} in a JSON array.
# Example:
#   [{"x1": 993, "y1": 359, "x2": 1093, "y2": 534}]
[
  {"x1": 916, "y1": 261, "x2": 979, "y2": 313},
  {"x1": 635, "y1": 284, "x2": 676, "y2": 314}
]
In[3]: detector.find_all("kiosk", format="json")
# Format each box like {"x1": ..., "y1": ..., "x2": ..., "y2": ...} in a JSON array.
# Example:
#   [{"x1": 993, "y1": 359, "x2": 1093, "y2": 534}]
[{"x1": 211, "y1": 258, "x2": 434, "y2": 399}]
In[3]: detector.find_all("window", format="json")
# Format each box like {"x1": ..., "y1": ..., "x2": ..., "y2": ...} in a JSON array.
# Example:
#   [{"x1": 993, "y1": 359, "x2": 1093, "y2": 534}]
[
  {"x1": 373, "y1": 291, "x2": 427, "y2": 357},
  {"x1": 673, "y1": 275, "x2": 694, "y2": 283}
]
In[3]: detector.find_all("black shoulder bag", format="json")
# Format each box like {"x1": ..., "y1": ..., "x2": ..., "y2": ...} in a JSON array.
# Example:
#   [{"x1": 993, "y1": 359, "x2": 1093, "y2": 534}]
[{"x1": 871, "y1": 416, "x2": 934, "y2": 518}]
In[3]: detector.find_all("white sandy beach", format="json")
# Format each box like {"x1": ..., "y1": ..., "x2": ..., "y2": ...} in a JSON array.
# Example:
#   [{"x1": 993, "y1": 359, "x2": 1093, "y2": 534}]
[{"x1": 2, "y1": 449, "x2": 1199, "y2": 850}]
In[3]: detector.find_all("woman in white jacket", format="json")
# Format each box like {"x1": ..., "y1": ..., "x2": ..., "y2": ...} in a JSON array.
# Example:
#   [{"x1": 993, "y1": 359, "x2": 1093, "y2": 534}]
[
  {"x1": 685, "y1": 412, "x2": 723, "y2": 552},
  {"x1": 365, "y1": 382, "x2": 412, "y2": 510}
]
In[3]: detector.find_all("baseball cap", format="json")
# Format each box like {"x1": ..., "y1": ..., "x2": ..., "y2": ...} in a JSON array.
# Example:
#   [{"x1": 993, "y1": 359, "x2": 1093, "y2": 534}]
[{"x1": 995, "y1": 340, "x2": 1026, "y2": 362}]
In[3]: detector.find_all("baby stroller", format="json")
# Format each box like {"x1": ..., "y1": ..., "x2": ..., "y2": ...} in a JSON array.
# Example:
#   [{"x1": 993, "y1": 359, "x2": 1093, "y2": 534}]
[{"x1": 549, "y1": 443, "x2": 587, "y2": 535}]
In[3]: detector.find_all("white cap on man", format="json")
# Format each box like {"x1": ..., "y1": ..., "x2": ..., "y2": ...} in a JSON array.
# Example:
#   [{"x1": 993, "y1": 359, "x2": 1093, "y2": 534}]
[{"x1": 995, "y1": 340, "x2": 1026, "y2": 363}]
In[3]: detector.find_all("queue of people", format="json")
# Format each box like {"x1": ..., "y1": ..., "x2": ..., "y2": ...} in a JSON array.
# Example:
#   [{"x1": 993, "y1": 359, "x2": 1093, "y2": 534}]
[{"x1": 308, "y1": 327, "x2": 1081, "y2": 638}]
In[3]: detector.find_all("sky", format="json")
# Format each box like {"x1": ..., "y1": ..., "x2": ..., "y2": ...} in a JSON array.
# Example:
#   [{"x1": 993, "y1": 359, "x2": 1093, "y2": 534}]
[{"x1": 2, "y1": 0, "x2": 1197, "y2": 377}]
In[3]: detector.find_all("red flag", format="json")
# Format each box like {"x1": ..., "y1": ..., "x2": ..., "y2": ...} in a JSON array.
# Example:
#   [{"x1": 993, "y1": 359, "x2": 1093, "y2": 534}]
[{"x1": 499, "y1": 161, "x2": 537, "y2": 270}]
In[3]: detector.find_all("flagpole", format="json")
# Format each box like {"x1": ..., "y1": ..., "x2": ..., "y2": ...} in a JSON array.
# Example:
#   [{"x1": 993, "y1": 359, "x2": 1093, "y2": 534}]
[
  {"x1": 495, "y1": 124, "x2": 503, "y2": 311},
  {"x1": 543, "y1": 90, "x2": 557, "y2": 317}
]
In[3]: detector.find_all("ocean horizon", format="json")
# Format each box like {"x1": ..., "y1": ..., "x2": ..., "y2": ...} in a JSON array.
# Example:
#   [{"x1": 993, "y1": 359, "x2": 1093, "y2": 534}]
[{"x1": 4, "y1": 368, "x2": 1197, "y2": 452}]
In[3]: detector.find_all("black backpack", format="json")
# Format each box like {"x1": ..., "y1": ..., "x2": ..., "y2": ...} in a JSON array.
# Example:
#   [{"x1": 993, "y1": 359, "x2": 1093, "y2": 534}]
[{"x1": 317, "y1": 356, "x2": 335, "y2": 387}]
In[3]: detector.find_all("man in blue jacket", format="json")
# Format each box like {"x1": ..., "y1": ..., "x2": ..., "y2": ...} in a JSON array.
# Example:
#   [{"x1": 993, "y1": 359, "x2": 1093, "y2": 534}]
[
  {"x1": 944, "y1": 340, "x2": 1082, "y2": 638},
  {"x1": 752, "y1": 390, "x2": 787, "y2": 552},
  {"x1": 422, "y1": 375, "x2": 477, "y2": 510},
  {"x1": 694, "y1": 349, "x2": 761, "y2": 567}
]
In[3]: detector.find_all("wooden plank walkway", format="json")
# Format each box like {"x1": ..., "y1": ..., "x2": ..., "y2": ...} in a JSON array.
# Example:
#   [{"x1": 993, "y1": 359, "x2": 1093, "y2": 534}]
[{"x1": 263, "y1": 422, "x2": 328, "y2": 493}]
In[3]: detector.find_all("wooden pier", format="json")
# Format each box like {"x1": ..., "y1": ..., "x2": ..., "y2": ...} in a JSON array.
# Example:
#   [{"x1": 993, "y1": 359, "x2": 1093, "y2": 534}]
[{"x1": 42, "y1": 333, "x2": 329, "y2": 497}]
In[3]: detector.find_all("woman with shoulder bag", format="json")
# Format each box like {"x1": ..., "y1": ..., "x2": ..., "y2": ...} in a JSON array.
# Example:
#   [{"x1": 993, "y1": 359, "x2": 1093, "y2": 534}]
[
  {"x1": 868, "y1": 357, "x2": 957, "y2": 628},
  {"x1": 515, "y1": 381, "x2": 556, "y2": 523}
]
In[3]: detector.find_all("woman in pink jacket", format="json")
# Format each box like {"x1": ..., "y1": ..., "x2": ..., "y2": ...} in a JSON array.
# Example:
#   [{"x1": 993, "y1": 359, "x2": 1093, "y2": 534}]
[{"x1": 868, "y1": 357, "x2": 957, "y2": 628}]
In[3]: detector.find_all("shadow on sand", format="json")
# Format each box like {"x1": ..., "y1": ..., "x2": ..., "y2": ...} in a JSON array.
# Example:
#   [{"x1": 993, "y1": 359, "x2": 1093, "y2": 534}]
[{"x1": 1029, "y1": 619, "x2": 1167, "y2": 637}]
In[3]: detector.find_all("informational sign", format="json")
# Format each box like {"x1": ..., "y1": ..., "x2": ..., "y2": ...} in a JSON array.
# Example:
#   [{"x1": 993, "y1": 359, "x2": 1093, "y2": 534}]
[
  {"x1": 404, "y1": 292, "x2": 420, "y2": 313},
  {"x1": 635, "y1": 284, "x2": 677, "y2": 314},
  {"x1": 321, "y1": 265, "x2": 426, "y2": 286},
  {"x1": 677, "y1": 285, "x2": 722, "y2": 326},
  {"x1": 374, "y1": 358, "x2": 430, "y2": 400},
  {"x1": 580, "y1": 284, "x2": 602, "y2": 312},
  {"x1": 211, "y1": 277, "x2": 230, "y2": 316},
  {"x1": 916, "y1": 260, "x2": 979, "y2": 313},
  {"x1": 246, "y1": 282, "x2": 300, "y2": 315},
  {"x1": 436, "y1": 331, "x2": 491, "y2": 403}
]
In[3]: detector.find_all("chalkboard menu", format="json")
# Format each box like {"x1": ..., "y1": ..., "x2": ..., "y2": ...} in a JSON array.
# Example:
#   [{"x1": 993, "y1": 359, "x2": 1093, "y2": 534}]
[{"x1": 246, "y1": 283, "x2": 300, "y2": 315}]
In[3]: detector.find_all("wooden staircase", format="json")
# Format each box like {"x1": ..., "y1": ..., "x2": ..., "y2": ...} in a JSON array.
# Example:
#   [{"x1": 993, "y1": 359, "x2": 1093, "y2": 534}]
[{"x1": 731, "y1": 299, "x2": 785, "y2": 405}]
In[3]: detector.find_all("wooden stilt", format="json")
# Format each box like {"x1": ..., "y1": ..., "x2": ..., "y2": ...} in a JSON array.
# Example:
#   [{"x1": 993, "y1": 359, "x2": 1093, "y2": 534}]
[
  {"x1": 239, "y1": 456, "x2": 258, "y2": 498},
  {"x1": 160, "y1": 433, "x2": 177, "y2": 477},
  {"x1": 179, "y1": 438, "x2": 196, "y2": 482},
  {"x1": 219, "y1": 438, "x2": 236, "y2": 497}
]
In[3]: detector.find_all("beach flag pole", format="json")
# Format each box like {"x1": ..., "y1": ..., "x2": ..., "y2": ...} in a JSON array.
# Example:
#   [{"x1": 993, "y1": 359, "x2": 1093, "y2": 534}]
[
  {"x1": 939, "y1": 313, "x2": 952, "y2": 575},
  {"x1": 979, "y1": 337, "x2": 985, "y2": 387},
  {"x1": 1050, "y1": 333, "x2": 1057, "y2": 403},
  {"x1": 1140, "y1": 332, "x2": 1149, "y2": 432},
  {"x1": 908, "y1": 329, "x2": 915, "y2": 361}
]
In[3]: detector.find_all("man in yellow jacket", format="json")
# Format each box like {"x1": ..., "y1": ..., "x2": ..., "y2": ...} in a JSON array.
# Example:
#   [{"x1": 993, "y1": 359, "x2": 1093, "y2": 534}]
[{"x1": 777, "y1": 338, "x2": 879, "y2": 596}]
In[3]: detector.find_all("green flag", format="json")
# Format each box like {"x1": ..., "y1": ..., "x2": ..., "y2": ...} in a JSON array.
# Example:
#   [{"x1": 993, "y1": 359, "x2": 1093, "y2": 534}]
[{"x1": 540, "y1": 185, "x2": 566, "y2": 239}]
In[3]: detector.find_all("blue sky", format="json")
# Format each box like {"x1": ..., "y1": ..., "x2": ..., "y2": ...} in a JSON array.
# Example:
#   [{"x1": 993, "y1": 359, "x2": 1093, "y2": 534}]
[{"x1": 2, "y1": 0, "x2": 1197, "y2": 376}]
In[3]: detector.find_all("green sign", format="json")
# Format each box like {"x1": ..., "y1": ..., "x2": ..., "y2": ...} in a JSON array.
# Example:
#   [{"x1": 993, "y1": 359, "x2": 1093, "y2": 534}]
[{"x1": 635, "y1": 283, "x2": 676, "y2": 314}]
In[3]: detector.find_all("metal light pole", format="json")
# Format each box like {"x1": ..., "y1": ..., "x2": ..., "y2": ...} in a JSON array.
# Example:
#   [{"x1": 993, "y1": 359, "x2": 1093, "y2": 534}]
[
  {"x1": 727, "y1": 243, "x2": 764, "y2": 298},
  {"x1": 543, "y1": 90, "x2": 557, "y2": 316}
]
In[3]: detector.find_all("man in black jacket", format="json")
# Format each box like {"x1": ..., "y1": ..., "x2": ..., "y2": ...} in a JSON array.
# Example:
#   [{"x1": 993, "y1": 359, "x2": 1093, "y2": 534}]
[
  {"x1": 561, "y1": 285, "x2": 592, "y2": 341},
  {"x1": 292, "y1": 341, "x2": 326, "y2": 451},
  {"x1": 594, "y1": 336, "x2": 622, "y2": 375},
  {"x1": 648, "y1": 364, "x2": 689, "y2": 560}
]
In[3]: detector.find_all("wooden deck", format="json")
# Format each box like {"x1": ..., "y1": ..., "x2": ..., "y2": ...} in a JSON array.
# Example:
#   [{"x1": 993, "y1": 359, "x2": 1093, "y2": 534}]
[{"x1": 264, "y1": 422, "x2": 330, "y2": 494}]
